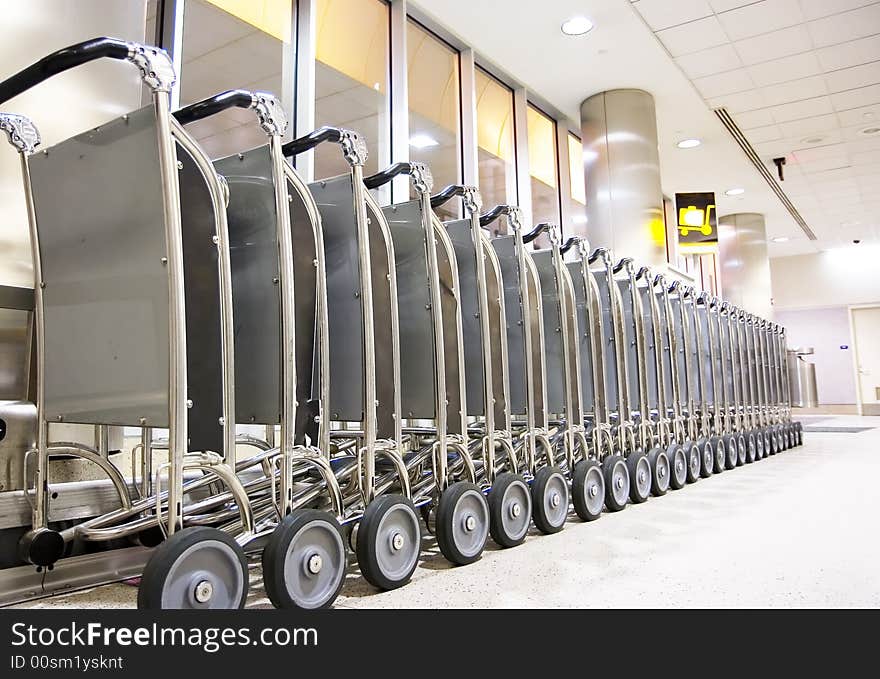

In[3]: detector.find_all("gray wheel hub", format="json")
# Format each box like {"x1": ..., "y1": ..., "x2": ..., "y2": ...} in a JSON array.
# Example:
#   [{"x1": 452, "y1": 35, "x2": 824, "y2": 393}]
[
  {"x1": 375, "y1": 504, "x2": 420, "y2": 582},
  {"x1": 281, "y1": 519, "x2": 345, "y2": 609},
  {"x1": 655, "y1": 453, "x2": 670, "y2": 491},
  {"x1": 635, "y1": 458, "x2": 651, "y2": 497},
  {"x1": 583, "y1": 466, "x2": 605, "y2": 516},
  {"x1": 611, "y1": 461, "x2": 629, "y2": 505},
  {"x1": 160, "y1": 540, "x2": 245, "y2": 610},
  {"x1": 542, "y1": 472, "x2": 569, "y2": 528},
  {"x1": 500, "y1": 479, "x2": 531, "y2": 542},
  {"x1": 451, "y1": 489, "x2": 490, "y2": 559},
  {"x1": 674, "y1": 449, "x2": 687, "y2": 484}
]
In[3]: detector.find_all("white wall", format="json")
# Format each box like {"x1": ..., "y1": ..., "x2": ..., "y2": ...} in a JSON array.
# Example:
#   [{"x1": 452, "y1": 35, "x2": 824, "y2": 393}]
[
  {"x1": 775, "y1": 306, "x2": 857, "y2": 405},
  {"x1": 771, "y1": 245, "x2": 880, "y2": 310}
]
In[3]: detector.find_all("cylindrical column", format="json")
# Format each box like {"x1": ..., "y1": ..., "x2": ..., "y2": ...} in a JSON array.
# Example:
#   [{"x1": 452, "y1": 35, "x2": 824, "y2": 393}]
[
  {"x1": 717, "y1": 213, "x2": 772, "y2": 319},
  {"x1": 579, "y1": 89, "x2": 665, "y2": 267}
]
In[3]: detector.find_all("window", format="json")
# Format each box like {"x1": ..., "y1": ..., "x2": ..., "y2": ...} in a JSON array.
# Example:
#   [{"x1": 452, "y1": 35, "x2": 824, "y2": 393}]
[
  {"x1": 315, "y1": 0, "x2": 390, "y2": 178},
  {"x1": 527, "y1": 105, "x2": 560, "y2": 236},
  {"x1": 406, "y1": 19, "x2": 461, "y2": 220},
  {"x1": 180, "y1": 0, "x2": 292, "y2": 158},
  {"x1": 475, "y1": 67, "x2": 516, "y2": 211},
  {"x1": 567, "y1": 132, "x2": 587, "y2": 231}
]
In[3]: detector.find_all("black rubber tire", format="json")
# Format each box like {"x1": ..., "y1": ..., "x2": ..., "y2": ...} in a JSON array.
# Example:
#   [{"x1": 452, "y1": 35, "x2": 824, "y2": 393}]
[
  {"x1": 572, "y1": 459, "x2": 605, "y2": 521},
  {"x1": 602, "y1": 455, "x2": 629, "y2": 512},
  {"x1": 355, "y1": 494, "x2": 420, "y2": 591},
  {"x1": 711, "y1": 436, "x2": 726, "y2": 473},
  {"x1": 262, "y1": 509, "x2": 346, "y2": 610},
  {"x1": 647, "y1": 447, "x2": 669, "y2": 497},
  {"x1": 667, "y1": 443, "x2": 687, "y2": 490},
  {"x1": 795, "y1": 421, "x2": 803, "y2": 446},
  {"x1": 436, "y1": 481, "x2": 489, "y2": 566},
  {"x1": 765, "y1": 428, "x2": 776, "y2": 455},
  {"x1": 755, "y1": 429, "x2": 766, "y2": 460},
  {"x1": 736, "y1": 434, "x2": 747, "y2": 466},
  {"x1": 138, "y1": 526, "x2": 248, "y2": 610},
  {"x1": 724, "y1": 434, "x2": 738, "y2": 469},
  {"x1": 746, "y1": 431, "x2": 757, "y2": 463},
  {"x1": 698, "y1": 438, "x2": 714, "y2": 478},
  {"x1": 683, "y1": 440, "x2": 700, "y2": 483},
  {"x1": 627, "y1": 450, "x2": 651, "y2": 504},
  {"x1": 530, "y1": 466, "x2": 569, "y2": 534},
  {"x1": 488, "y1": 472, "x2": 532, "y2": 548}
]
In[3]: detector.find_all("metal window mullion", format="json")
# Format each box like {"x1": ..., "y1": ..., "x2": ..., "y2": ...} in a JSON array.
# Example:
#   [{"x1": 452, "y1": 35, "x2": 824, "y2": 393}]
[
  {"x1": 280, "y1": 0, "x2": 298, "y2": 143},
  {"x1": 513, "y1": 86, "x2": 531, "y2": 229},
  {"x1": 460, "y1": 48, "x2": 478, "y2": 190},
  {"x1": 390, "y1": 0, "x2": 409, "y2": 204},
  {"x1": 556, "y1": 122, "x2": 572, "y2": 239}
]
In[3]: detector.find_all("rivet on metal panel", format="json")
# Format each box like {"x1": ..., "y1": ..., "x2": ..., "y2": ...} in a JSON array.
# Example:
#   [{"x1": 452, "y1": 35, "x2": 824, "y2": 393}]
[
  {"x1": 161, "y1": 257, "x2": 168, "y2": 265},
  {"x1": 186, "y1": 400, "x2": 193, "y2": 409},
  {"x1": 176, "y1": 161, "x2": 183, "y2": 170}
]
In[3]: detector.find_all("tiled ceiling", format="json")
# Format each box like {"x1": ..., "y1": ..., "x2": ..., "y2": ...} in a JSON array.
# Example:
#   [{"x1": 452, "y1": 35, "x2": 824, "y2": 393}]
[{"x1": 633, "y1": 0, "x2": 880, "y2": 252}]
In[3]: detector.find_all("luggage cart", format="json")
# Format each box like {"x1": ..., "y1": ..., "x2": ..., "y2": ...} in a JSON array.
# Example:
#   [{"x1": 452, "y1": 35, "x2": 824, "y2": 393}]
[
  {"x1": 439, "y1": 187, "x2": 533, "y2": 547},
  {"x1": 360, "y1": 163, "x2": 487, "y2": 567},
  {"x1": 716, "y1": 301, "x2": 747, "y2": 467},
  {"x1": 487, "y1": 208, "x2": 570, "y2": 534}
]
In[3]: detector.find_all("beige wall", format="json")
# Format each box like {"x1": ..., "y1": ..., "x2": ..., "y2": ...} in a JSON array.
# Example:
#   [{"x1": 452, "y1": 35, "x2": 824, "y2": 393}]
[
  {"x1": 771, "y1": 245, "x2": 880, "y2": 310},
  {"x1": 0, "y1": 1, "x2": 149, "y2": 288}
]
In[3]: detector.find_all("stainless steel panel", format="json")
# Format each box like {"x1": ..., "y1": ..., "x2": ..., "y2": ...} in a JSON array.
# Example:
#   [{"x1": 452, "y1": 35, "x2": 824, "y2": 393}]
[
  {"x1": 580, "y1": 89, "x2": 665, "y2": 268},
  {"x1": 309, "y1": 175, "x2": 364, "y2": 422},
  {"x1": 215, "y1": 146, "x2": 281, "y2": 425},
  {"x1": 616, "y1": 279, "x2": 640, "y2": 415},
  {"x1": 0, "y1": 400, "x2": 36, "y2": 493},
  {"x1": 434, "y1": 215, "x2": 466, "y2": 435},
  {"x1": 637, "y1": 285, "x2": 659, "y2": 409},
  {"x1": 654, "y1": 290, "x2": 675, "y2": 409},
  {"x1": 533, "y1": 251, "x2": 564, "y2": 415},
  {"x1": 697, "y1": 306, "x2": 715, "y2": 406},
  {"x1": 593, "y1": 269, "x2": 620, "y2": 414},
  {"x1": 0, "y1": 286, "x2": 33, "y2": 401},
  {"x1": 384, "y1": 200, "x2": 435, "y2": 419},
  {"x1": 493, "y1": 236, "x2": 525, "y2": 414},
  {"x1": 28, "y1": 106, "x2": 170, "y2": 426},
  {"x1": 567, "y1": 262, "x2": 595, "y2": 411}
]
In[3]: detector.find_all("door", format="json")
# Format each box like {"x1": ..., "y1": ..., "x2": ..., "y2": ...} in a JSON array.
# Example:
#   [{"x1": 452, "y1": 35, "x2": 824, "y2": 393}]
[{"x1": 852, "y1": 306, "x2": 880, "y2": 416}]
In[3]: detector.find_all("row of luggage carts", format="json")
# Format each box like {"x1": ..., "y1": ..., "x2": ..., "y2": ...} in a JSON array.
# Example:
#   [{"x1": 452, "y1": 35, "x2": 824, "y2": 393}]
[{"x1": 0, "y1": 39, "x2": 802, "y2": 609}]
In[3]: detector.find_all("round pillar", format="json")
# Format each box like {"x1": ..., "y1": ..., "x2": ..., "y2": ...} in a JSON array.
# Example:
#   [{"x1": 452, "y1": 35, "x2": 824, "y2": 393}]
[{"x1": 718, "y1": 213, "x2": 772, "y2": 318}]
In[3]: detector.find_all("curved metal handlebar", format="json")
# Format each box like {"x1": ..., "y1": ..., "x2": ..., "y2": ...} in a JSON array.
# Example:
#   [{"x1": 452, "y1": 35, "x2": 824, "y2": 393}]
[
  {"x1": 0, "y1": 37, "x2": 174, "y2": 104},
  {"x1": 612, "y1": 256, "x2": 634, "y2": 274},
  {"x1": 522, "y1": 222, "x2": 551, "y2": 244},
  {"x1": 560, "y1": 237, "x2": 579, "y2": 254},
  {"x1": 282, "y1": 125, "x2": 367, "y2": 167},
  {"x1": 174, "y1": 89, "x2": 255, "y2": 125},
  {"x1": 430, "y1": 184, "x2": 467, "y2": 209}
]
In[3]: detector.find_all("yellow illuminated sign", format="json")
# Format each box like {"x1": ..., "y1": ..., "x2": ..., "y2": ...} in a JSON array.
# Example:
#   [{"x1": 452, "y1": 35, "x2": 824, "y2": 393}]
[{"x1": 675, "y1": 193, "x2": 717, "y2": 244}]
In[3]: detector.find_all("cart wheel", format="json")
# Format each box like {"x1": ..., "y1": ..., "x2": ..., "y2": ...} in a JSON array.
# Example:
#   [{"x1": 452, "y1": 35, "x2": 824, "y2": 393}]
[
  {"x1": 755, "y1": 430, "x2": 766, "y2": 459},
  {"x1": 795, "y1": 421, "x2": 803, "y2": 446},
  {"x1": 698, "y1": 438, "x2": 714, "y2": 477},
  {"x1": 776, "y1": 426, "x2": 785, "y2": 452},
  {"x1": 262, "y1": 509, "x2": 346, "y2": 610},
  {"x1": 683, "y1": 441, "x2": 700, "y2": 483},
  {"x1": 572, "y1": 459, "x2": 605, "y2": 521},
  {"x1": 784, "y1": 425, "x2": 793, "y2": 450},
  {"x1": 722, "y1": 435, "x2": 736, "y2": 469},
  {"x1": 602, "y1": 455, "x2": 630, "y2": 512},
  {"x1": 712, "y1": 436, "x2": 726, "y2": 473},
  {"x1": 735, "y1": 434, "x2": 747, "y2": 466},
  {"x1": 627, "y1": 451, "x2": 651, "y2": 504},
  {"x1": 355, "y1": 494, "x2": 420, "y2": 591},
  {"x1": 667, "y1": 444, "x2": 687, "y2": 490},
  {"x1": 647, "y1": 448, "x2": 669, "y2": 497},
  {"x1": 137, "y1": 527, "x2": 248, "y2": 610},
  {"x1": 765, "y1": 429, "x2": 776, "y2": 455},
  {"x1": 436, "y1": 482, "x2": 489, "y2": 566},
  {"x1": 746, "y1": 432, "x2": 757, "y2": 462},
  {"x1": 531, "y1": 466, "x2": 569, "y2": 534},
  {"x1": 488, "y1": 472, "x2": 532, "y2": 547}
]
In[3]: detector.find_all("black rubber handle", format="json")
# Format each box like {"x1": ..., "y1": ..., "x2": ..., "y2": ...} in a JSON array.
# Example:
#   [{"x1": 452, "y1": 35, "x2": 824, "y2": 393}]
[
  {"x1": 636, "y1": 266, "x2": 651, "y2": 281},
  {"x1": 560, "y1": 237, "x2": 578, "y2": 254},
  {"x1": 282, "y1": 126, "x2": 345, "y2": 157},
  {"x1": 478, "y1": 204, "x2": 516, "y2": 228},
  {"x1": 173, "y1": 89, "x2": 254, "y2": 126},
  {"x1": 668, "y1": 279, "x2": 681, "y2": 293},
  {"x1": 587, "y1": 247, "x2": 609, "y2": 264},
  {"x1": 522, "y1": 222, "x2": 551, "y2": 244},
  {"x1": 612, "y1": 257, "x2": 634, "y2": 274},
  {"x1": 430, "y1": 185, "x2": 467, "y2": 209},
  {"x1": 363, "y1": 162, "x2": 416, "y2": 190},
  {"x1": 0, "y1": 38, "x2": 131, "y2": 105}
]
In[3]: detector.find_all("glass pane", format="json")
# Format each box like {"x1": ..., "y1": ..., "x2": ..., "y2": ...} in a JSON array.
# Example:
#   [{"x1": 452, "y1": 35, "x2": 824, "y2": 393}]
[
  {"x1": 180, "y1": 0, "x2": 291, "y2": 158},
  {"x1": 567, "y1": 132, "x2": 587, "y2": 231},
  {"x1": 315, "y1": 0, "x2": 390, "y2": 178},
  {"x1": 475, "y1": 67, "x2": 516, "y2": 211},
  {"x1": 527, "y1": 105, "x2": 560, "y2": 235},
  {"x1": 407, "y1": 20, "x2": 461, "y2": 220}
]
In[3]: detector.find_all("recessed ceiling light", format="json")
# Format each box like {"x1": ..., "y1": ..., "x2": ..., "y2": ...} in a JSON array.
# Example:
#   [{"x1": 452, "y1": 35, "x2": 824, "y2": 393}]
[
  {"x1": 771, "y1": 236, "x2": 789, "y2": 243},
  {"x1": 801, "y1": 135, "x2": 825, "y2": 144},
  {"x1": 409, "y1": 134, "x2": 439, "y2": 149},
  {"x1": 724, "y1": 188, "x2": 745, "y2": 196},
  {"x1": 677, "y1": 138, "x2": 701, "y2": 149},
  {"x1": 561, "y1": 16, "x2": 594, "y2": 35},
  {"x1": 859, "y1": 126, "x2": 880, "y2": 136}
]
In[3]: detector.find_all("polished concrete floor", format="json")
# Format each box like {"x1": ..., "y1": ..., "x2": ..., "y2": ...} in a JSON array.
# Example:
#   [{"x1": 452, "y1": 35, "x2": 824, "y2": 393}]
[{"x1": 14, "y1": 414, "x2": 880, "y2": 609}]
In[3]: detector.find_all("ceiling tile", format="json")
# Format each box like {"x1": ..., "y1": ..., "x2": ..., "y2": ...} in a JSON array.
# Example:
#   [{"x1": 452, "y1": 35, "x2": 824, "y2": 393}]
[
  {"x1": 837, "y1": 104, "x2": 880, "y2": 126},
  {"x1": 716, "y1": 0, "x2": 805, "y2": 41},
  {"x1": 798, "y1": 0, "x2": 878, "y2": 20},
  {"x1": 825, "y1": 62, "x2": 880, "y2": 94},
  {"x1": 806, "y1": 3, "x2": 880, "y2": 48},
  {"x1": 798, "y1": 155, "x2": 852, "y2": 172},
  {"x1": 655, "y1": 15, "x2": 729, "y2": 57},
  {"x1": 850, "y1": 149, "x2": 880, "y2": 164},
  {"x1": 709, "y1": 0, "x2": 758, "y2": 11},
  {"x1": 816, "y1": 34, "x2": 880, "y2": 71},
  {"x1": 778, "y1": 113, "x2": 840, "y2": 137},
  {"x1": 744, "y1": 123, "x2": 785, "y2": 142},
  {"x1": 760, "y1": 74, "x2": 828, "y2": 106},
  {"x1": 831, "y1": 84, "x2": 880, "y2": 111},
  {"x1": 769, "y1": 95, "x2": 834, "y2": 122},
  {"x1": 748, "y1": 52, "x2": 823, "y2": 86},
  {"x1": 734, "y1": 25, "x2": 814, "y2": 66},
  {"x1": 634, "y1": 0, "x2": 714, "y2": 31},
  {"x1": 733, "y1": 107, "x2": 778, "y2": 127},
  {"x1": 792, "y1": 141, "x2": 848, "y2": 161},
  {"x1": 708, "y1": 88, "x2": 768, "y2": 112},
  {"x1": 675, "y1": 43, "x2": 743, "y2": 78},
  {"x1": 694, "y1": 68, "x2": 756, "y2": 97}
]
